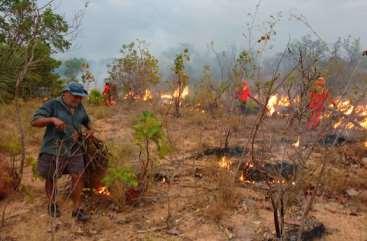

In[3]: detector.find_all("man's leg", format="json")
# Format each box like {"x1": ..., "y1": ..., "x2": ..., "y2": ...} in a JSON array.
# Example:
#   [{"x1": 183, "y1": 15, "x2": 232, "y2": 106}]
[
  {"x1": 38, "y1": 153, "x2": 61, "y2": 217},
  {"x1": 70, "y1": 173, "x2": 90, "y2": 221},
  {"x1": 68, "y1": 154, "x2": 90, "y2": 221},
  {"x1": 71, "y1": 174, "x2": 83, "y2": 210}
]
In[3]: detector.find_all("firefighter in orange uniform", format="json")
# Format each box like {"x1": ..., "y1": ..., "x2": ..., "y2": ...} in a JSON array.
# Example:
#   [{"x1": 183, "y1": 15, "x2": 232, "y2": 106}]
[
  {"x1": 238, "y1": 80, "x2": 251, "y2": 114},
  {"x1": 102, "y1": 82, "x2": 112, "y2": 106},
  {"x1": 306, "y1": 77, "x2": 335, "y2": 129}
]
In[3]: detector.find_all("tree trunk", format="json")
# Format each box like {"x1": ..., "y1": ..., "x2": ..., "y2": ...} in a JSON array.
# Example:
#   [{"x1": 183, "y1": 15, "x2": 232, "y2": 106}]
[{"x1": 14, "y1": 45, "x2": 35, "y2": 188}]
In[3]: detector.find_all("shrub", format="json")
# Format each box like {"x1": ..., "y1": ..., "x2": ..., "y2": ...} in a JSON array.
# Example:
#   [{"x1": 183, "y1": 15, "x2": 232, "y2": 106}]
[
  {"x1": 102, "y1": 165, "x2": 138, "y2": 188},
  {"x1": 88, "y1": 89, "x2": 103, "y2": 105},
  {"x1": 133, "y1": 111, "x2": 171, "y2": 191}
]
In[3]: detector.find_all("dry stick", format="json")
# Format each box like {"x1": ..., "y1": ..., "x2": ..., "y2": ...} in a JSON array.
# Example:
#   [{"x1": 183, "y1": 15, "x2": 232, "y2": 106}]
[
  {"x1": 270, "y1": 195, "x2": 281, "y2": 238},
  {"x1": 14, "y1": 43, "x2": 37, "y2": 188},
  {"x1": 1, "y1": 203, "x2": 7, "y2": 228},
  {"x1": 296, "y1": 155, "x2": 327, "y2": 241},
  {"x1": 49, "y1": 139, "x2": 64, "y2": 241},
  {"x1": 165, "y1": 172, "x2": 173, "y2": 230}
]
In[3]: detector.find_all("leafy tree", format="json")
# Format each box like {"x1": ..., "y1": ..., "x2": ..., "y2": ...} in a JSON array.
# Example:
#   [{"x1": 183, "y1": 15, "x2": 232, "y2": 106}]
[
  {"x1": 106, "y1": 39, "x2": 160, "y2": 99},
  {"x1": 172, "y1": 48, "x2": 190, "y2": 117},
  {"x1": 0, "y1": 0, "x2": 70, "y2": 185},
  {"x1": 57, "y1": 58, "x2": 88, "y2": 83},
  {"x1": 232, "y1": 50, "x2": 256, "y2": 81},
  {"x1": 81, "y1": 62, "x2": 95, "y2": 87},
  {"x1": 194, "y1": 65, "x2": 229, "y2": 113}
]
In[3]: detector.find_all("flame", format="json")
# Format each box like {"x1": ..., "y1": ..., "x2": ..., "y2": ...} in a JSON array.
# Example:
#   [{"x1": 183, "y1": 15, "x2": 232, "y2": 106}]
[
  {"x1": 95, "y1": 186, "x2": 111, "y2": 196},
  {"x1": 161, "y1": 86, "x2": 189, "y2": 104},
  {"x1": 278, "y1": 96, "x2": 291, "y2": 107},
  {"x1": 123, "y1": 91, "x2": 139, "y2": 100},
  {"x1": 143, "y1": 89, "x2": 153, "y2": 101},
  {"x1": 266, "y1": 95, "x2": 291, "y2": 116},
  {"x1": 239, "y1": 173, "x2": 245, "y2": 182},
  {"x1": 292, "y1": 136, "x2": 300, "y2": 148},
  {"x1": 332, "y1": 99, "x2": 367, "y2": 130},
  {"x1": 173, "y1": 86, "x2": 189, "y2": 99},
  {"x1": 334, "y1": 99, "x2": 354, "y2": 115},
  {"x1": 218, "y1": 156, "x2": 231, "y2": 170},
  {"x1": 239, "y1": 173, "x2": 256, "y2": 184},
  {"x1": 244, "y1": 161, "x2": 254, "y2": 168},
  {"x1": 267, "y1": 95, "x2": 278, "y2": 116},
  {"x1": 124, "y1": 89, "x2": 153, "y2": 101}
]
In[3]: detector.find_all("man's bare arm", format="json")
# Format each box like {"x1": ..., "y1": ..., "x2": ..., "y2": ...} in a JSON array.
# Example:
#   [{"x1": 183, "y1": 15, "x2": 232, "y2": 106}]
[{"x1": 31, "y1": 117, "x2": 65, "y2": 130}]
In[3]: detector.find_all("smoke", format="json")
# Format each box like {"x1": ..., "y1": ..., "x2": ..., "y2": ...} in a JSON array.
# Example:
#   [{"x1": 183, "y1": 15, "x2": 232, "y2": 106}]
[{"x1": 50, "y1": 0, "x2": 367, "y2": 87}]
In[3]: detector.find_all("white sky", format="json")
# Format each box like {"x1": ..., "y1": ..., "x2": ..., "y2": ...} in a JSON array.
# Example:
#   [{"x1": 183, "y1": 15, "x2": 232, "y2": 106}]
[{"x1": 49, "y1": 0, "x2": 367, "y2": 59}]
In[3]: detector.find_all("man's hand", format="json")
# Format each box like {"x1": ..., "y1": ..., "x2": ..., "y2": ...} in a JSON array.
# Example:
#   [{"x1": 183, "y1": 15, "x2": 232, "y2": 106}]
[{"x1": 52, "y1": 117, "x2": 65, "y2": 130}]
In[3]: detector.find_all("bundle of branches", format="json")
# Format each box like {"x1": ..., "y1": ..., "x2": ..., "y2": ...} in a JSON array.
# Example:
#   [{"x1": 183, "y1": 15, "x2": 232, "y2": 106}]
[{"x1": 82, "y1": 136, "x2": 110, "y2": 190}]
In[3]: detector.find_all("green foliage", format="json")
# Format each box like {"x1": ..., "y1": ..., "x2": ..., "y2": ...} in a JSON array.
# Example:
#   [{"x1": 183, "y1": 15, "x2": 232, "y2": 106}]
[
  {"x1": 0, "y1": 0, "x2": 70, "y2": 101},
  {"x1": 243, "y1": 99, "x2": 260, "y2": 114},
  {"x1": 81, "y1": 63, "x2": 95, "y2": 85},
  {"x1": 102, "y1": 166, "x2": 138, "y2": 188},
  {"x1": 106, "y1": 39, "x2": 160, "y2": 97},
  {"x1": 194, "y1": 65, "x2": 230, "y2": 112},
  {"x1": 57, "y1": 58, "x2": 88, "y2": 83},
  {"x1": 27, "y1": 156, "x2": 40, "y2": 180},
  {"x1": 133, "y1": 111, "x2": 171, "y2": 158},
  {"x1": 172, "y1": 48, "x2": 190, "y2": 117},
  {"x1": 0, "y1": 132, "x2": 21, "y2": 156},
  {"x1": 232, "y1": 50, "x2": 256, "y2": 80},
  {"x1": 173, "y1": 48, "x2": 190, "y2": 75},
  {"x1": 88, "y1": 89, "x2": 103, "y2": 105}
]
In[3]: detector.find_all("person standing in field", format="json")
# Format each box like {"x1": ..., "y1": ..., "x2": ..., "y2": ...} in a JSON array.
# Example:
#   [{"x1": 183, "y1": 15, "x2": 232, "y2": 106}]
[
  {"x1": 102, "y1": 82, "x2": 112, "y2": 106},
  {"x1": 31, "y1": 82, "x2": 93, "y2": 221},
  {"x1": 237, "y1": 80, "x2": 252, "y2": 114},
  {"x1": 306, "y1": 77, "x2": 335, "y2": 129}
]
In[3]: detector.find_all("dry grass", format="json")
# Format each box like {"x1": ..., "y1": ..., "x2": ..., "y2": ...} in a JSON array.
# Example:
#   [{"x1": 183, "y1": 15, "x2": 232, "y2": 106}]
[
  {"x1": 201, "y1": 158, "x2": 241, "y2": 222},
  {"x1": 1, "y1": 99, "x2": 366, "y2": 241},
  {"x1": 85, "y1": 102, "x2": 115, "y2": 120}
]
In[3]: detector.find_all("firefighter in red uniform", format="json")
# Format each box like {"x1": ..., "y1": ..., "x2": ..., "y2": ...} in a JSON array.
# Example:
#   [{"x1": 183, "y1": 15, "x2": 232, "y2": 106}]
[
  {"x1": 103, "y1": 82, "x2": 112, "y2": 106},
  {"x1": 306, "y1": 77, "x2": 335, "y2": 129},
  {"x1": 237, "y1": 80, "x2": 251, "y2": 114}
]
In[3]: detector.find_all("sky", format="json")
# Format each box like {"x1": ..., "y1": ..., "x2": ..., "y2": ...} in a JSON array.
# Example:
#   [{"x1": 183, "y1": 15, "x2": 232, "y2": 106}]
[{"x1": 51, "y1": 0, "x2": 367, "y2": 60}]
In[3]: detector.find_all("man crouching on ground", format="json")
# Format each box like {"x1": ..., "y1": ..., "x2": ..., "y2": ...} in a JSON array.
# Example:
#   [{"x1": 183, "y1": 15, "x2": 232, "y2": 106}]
[{"x1": 31, "y1": 82, "x2": 93, "y2": 221}]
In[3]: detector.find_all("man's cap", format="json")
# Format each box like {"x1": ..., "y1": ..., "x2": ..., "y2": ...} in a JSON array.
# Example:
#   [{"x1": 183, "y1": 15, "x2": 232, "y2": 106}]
[{"x1": 63, "y1": 82, "x2": 88, "y2": 96}]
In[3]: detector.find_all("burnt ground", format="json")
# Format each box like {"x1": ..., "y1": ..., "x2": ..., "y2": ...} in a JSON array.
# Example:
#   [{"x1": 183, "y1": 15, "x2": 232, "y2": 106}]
[{"x1": 0, "y1": 101, "x2": 366, "y2": 241}]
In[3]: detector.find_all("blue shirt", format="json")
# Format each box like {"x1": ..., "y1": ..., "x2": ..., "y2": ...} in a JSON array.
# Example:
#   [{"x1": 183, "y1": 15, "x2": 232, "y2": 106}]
[{"x1": 32, "y1": 97, "x2": 90, "y2": 157}]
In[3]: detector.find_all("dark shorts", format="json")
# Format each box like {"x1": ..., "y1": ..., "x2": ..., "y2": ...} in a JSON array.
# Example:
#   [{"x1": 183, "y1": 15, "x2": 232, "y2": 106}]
[{"x1": 37, "y1": 153, "x2": 85, "y2": 180}]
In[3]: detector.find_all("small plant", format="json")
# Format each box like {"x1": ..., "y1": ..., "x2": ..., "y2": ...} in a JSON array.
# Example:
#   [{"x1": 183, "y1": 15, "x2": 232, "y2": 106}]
[
  {"x1": 88, "y1": 89, "x2": 103, "y2": 105},
  {"x1": 172, "y1": 48, "x2": 190, "y2": 117},
  {"x1": 27, "y1": 156, "x2": 40, "y2": 180},
  {"x1": 133, "y1": 111, "x2": 171, "y2": 191},
  {"x1": 102, "y1": 165, "x2": 138, "y2": 188},
  {"x1": 0, "y1": 134, "x2": 21, "y2": 157}
]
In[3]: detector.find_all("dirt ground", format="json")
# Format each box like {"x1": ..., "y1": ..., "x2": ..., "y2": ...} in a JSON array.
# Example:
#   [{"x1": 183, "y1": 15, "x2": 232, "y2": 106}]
[{"x1": 0, "y1": 101, "x2": 366, "y2": 241}]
